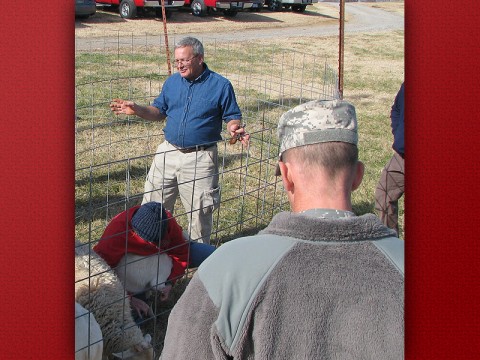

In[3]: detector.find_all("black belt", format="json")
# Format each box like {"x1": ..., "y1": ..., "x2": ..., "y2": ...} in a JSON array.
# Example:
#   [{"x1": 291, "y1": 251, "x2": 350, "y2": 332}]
[{"x1": 173, "y1": 144, "x2": 216, "y2": 154}]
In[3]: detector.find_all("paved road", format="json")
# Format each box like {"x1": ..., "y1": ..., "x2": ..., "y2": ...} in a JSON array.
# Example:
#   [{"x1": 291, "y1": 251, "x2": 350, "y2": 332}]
[
  {"x1": 75, "y1": 3, "x2": 403, "y2": 50},
  {"x1": 192, "y1": 4, "x2": 404, "y2": 41}
]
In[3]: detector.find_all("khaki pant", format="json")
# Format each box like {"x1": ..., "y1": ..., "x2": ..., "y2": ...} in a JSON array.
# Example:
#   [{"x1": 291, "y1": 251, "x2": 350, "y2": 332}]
[
  {"x1": 142, "y1": 141, "x2": 220, "y2": 244},
  {"x1": 374, "y1": 152, "x2": 404, "y2": 235}
]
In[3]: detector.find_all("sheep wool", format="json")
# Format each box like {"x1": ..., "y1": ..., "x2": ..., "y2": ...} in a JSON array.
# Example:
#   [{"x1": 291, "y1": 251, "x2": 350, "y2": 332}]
[{"x1": 75, "y1": 241, "x2": 154, "y2": 360}]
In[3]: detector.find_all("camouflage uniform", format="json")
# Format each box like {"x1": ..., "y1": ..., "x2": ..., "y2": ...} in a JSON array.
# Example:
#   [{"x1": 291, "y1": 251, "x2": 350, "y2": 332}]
[
  {"x1": 276, "y1": 99, "x2": 358, "y2": 175},
  {"x1": 278, "y1": 99, "x2": 358, "y2": 152}
]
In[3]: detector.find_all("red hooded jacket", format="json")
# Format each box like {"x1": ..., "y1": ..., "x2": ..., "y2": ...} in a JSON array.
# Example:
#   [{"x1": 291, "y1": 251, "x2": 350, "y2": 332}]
[{"x1": 93, "y1": 205, "x2": 188, "y2": 284}]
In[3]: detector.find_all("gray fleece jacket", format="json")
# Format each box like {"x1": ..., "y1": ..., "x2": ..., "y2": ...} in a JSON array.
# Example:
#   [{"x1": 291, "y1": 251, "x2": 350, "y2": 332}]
[{"x1": 161, "y1": 212, "x2": 404, "y2": 360}]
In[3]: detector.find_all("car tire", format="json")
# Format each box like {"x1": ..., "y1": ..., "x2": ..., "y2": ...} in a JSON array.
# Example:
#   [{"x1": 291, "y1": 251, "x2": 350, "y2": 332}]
[
  {"x1": 119, "y1": 0, "x2": 137, "y2": 19},
  {"x1": 191, "y1": 0, "x2": 208, "y2": 17},
  {"x1": 267, "y1": 0, "x2": 282, "y2": 12},
  {"x1": 292, "y1": 5, "x2": 307, "y2": 13}
]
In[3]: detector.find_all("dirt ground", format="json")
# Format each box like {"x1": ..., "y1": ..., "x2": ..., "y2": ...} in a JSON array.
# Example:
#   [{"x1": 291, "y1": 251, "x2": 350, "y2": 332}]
[{"x1": 75, "y1": 2, "x2": 403, "y2": 38}]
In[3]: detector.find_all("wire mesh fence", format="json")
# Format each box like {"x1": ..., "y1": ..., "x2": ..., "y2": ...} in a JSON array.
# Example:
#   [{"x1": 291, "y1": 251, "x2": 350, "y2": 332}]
[{"x1": 75, "y1": 32, "x2": 339, "y2": 356}]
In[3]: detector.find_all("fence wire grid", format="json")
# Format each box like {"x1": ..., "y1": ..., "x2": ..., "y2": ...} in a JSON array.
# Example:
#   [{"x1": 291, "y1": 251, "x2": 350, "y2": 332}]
[{"x1": 75, "y1": 32, "x2": 339, "y2": 357}]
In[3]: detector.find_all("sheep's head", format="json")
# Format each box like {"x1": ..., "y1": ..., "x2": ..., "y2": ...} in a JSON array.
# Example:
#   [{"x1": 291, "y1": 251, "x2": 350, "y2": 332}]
[{"x1": 111, "y1": 334, "x2": 154, "y2": 359}]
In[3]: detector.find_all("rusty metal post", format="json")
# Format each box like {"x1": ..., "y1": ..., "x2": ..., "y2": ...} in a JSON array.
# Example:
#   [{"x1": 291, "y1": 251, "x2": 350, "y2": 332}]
[
  {"x1": 338, "y1": 0, "x2": 345, "y2": 99},
  {"x1": 160, "y1": 0, "x2": 172, "y2": 75}
]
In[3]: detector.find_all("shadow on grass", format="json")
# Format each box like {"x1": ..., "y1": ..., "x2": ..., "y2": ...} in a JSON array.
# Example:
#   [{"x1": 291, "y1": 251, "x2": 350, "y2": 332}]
[{"x1": 75, "y1": 10, "x2": 127, "y2": 28}]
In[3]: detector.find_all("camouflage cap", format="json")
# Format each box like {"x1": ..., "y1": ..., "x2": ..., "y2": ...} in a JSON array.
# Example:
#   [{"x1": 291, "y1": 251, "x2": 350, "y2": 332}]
[{"x1": 276, "y1": 99, "x2": 358, "y2": 175}]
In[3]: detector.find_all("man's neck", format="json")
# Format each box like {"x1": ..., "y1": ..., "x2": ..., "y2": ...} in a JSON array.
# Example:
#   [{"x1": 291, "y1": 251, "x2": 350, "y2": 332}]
[{"x1": 290, "y1": 193, "x2": 353, "y2": 214}]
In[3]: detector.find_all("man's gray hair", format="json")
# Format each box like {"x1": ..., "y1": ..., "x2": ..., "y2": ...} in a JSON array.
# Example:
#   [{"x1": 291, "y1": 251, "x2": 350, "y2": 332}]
[{"x1": 175, "y1": 37, "x2": 204, "y2": 57}]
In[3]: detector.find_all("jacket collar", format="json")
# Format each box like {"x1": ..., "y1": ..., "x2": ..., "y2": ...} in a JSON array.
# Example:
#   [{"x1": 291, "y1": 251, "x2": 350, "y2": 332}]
[{"x1": 260, "y1": 212, "x2": 397, "y2": 243}]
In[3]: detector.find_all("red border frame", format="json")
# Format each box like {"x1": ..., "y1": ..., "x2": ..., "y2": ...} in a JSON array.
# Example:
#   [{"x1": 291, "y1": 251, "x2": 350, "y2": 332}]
[
  {"x1": 0, "y1": 2, "x2": 74, "y2": 358},
  {"x1": 1, "y1": 1, "x2": 479, "y2": 358},
  {"x1": 405, "y1": 0, "x2": 480, "y2": 358}
]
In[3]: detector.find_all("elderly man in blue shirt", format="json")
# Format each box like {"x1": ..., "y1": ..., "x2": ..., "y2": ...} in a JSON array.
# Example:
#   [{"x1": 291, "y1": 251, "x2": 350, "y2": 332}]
[{"x1": 110, "y1": 37, "x2": 248, "y2": 245}]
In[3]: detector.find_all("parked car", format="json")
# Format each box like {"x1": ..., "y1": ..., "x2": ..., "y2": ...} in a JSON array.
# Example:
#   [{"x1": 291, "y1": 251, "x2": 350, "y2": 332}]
[
  {"x1": 265, "y1": 0, "x2": 317, "y2": 12},
  {"x1": 184, "y1": 0, "x2": 254, "y2": 17},
  {"x1": 75, "y1": 0, "x2": 97, "y2": 19},
  {"x1": 96, "y1": 0, "x2": 185, "y2": 19},
  {"x1": 250, "y1": 0, "x2": 264, "y2": 11}
]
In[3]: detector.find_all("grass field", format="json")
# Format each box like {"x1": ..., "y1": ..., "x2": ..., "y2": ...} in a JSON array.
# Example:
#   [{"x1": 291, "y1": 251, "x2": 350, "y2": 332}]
[{"x1": 75, "y1": 29, "x2": 405, "y2": 241}]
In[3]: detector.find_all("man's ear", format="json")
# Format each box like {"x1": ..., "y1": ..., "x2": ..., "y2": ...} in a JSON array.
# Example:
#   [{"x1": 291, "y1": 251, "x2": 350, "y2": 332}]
[
  {"x1": 279, "y1": 161, "x2": 294, "y2": 192},
  {"x1": 351, "y1": 161, "x2": 364, "y2": 191}
]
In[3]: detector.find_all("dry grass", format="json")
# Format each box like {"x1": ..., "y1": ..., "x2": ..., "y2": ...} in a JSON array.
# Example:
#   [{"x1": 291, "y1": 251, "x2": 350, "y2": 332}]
[
  {"x1": 75, "y1": 2, "x2": 404, "y2": 39},
  {"x1": 369, "y1": 1, "x2": 405, "y2": 14},
  {"x1": 208, "y1": 30, "x2": 405, "y2": 227},
  {"x1": 75, "y1": 3, "x2": 341, "y2": 38}
]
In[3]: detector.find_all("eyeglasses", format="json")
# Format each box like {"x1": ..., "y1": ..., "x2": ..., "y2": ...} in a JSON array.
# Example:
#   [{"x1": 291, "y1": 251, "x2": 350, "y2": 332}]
[{"x1": 174, "y1": 55, "x2": 198, "y2": 66}]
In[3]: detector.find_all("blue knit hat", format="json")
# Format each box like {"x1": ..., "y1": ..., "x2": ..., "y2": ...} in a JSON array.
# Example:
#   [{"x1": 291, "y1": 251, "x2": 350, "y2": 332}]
[{"x1": 131, "y1": 202, "x2": 168, "y2": 244}]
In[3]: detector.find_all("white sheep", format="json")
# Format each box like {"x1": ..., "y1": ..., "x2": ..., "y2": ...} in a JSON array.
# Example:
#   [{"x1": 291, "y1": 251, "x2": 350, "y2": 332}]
[
  {"x1": 75, "y1": 241, "x2": 154, "y2": 360},
  {"x1": 115, "y1": 253, "x2": 172, "y2": 295},
  {"x1": 75, "y1": 302, "x2": 103, "y2": 360}
]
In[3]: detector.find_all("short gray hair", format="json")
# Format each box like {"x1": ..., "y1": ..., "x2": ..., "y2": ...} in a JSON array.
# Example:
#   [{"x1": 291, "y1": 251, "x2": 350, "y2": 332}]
[
  {"x1": 282, "y1": 142, "x2": 358, "y2": 178},
  {"x1": 175, "y1": 37, "x2": 204, "y2": 57}
]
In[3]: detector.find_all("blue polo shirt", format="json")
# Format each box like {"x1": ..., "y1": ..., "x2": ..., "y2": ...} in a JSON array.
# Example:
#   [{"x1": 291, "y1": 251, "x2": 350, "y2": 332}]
[{"x1": 152, "y1": 64, "x2": 242, "y2": 148}]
